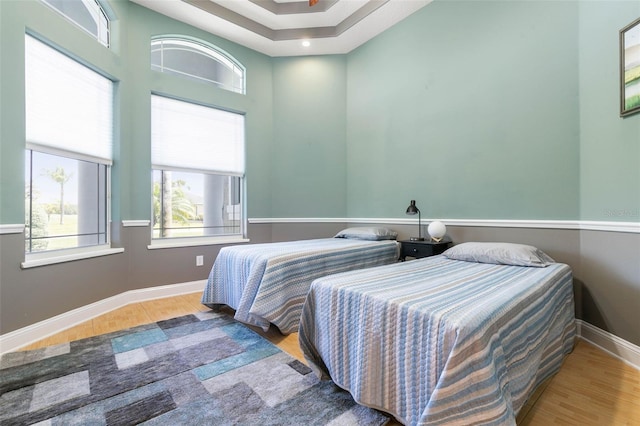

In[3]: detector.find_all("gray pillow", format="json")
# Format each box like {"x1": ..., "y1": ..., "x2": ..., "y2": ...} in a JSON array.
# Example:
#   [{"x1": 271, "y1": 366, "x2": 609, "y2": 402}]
[
  {"x1": 443, "y1": 242, "x2": 555, "y2": 267},
  {"x1": 334, "y1": 227, "x2": 398, "y2": 241}
]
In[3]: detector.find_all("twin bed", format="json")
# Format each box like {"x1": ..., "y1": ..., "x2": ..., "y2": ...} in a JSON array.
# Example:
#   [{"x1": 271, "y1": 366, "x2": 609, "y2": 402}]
[
  {"x1": 203, "y1": 234, "x2": 576, "y2": 425},
  {"x1": 201, "y1": 227, "x2": 400, "y2": 333}
]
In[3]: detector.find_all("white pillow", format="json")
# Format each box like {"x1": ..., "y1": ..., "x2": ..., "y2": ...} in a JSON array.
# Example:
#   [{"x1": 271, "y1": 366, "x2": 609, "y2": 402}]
[
  {"x1": 443, "y1": 242, "x2": 555, "y2": 267},
  {"x1": 334, "y1": 227, "x2": 398, "y2": 241}
]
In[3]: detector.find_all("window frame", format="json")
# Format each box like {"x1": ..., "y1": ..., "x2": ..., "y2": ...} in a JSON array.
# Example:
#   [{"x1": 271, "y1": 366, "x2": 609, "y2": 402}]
[
  {"x1": 150, "y1": 169, "x2": 246, "y2": 245},
  {"x1": 22, "y1": 33, "x2": 119, "y2": 268},
  {"x1": 149, "y1": 95, "x2": 247, "y2": 248},
  {"x1": 40, "y1": 0, "x2": 111, "y2": 47},
  {"x1": 25, "y1": 147, "x2": 111, "y2": 253},
  {"x1": 23, "y1": 150, "x2": 121, "y2": 268},
  {"x1": 151, "y1": 36, "x2": 246, "y2": 94}
]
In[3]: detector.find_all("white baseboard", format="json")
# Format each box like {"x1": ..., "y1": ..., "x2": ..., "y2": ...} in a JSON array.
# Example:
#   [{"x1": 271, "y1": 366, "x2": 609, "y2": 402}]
[
  {"x1": 0, "y1": 280, "x2": 206, "y2": 355},
  {"x1": 577, "y1": 319, "x2": 640, "y2": 371}
]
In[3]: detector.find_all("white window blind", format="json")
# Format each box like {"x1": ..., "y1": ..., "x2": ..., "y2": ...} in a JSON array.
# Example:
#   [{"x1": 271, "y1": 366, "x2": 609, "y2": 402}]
[
  {"x1": 151, "y1": 95, "x2": 245, "y2": 175},
  {"x1": 25, "y1": 34, "x2": 113, "y2": 164}
]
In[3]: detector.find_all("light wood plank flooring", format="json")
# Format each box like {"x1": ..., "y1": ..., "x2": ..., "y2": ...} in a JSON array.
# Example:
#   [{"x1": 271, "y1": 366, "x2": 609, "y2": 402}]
[{"x1": 16, "y1": 293, "x2": 640, "y2": 425}]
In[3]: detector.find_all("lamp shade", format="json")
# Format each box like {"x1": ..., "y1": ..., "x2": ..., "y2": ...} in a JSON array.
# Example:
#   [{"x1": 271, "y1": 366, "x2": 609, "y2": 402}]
[
  {"x1": 406, "y1": 200, "x2": 419, "y2": 215},
  {"x1": 428, "y1": 221, "x2": 446, "y2": 242}
]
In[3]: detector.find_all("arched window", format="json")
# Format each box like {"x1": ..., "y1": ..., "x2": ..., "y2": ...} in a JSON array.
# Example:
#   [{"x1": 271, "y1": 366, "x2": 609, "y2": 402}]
[
  {"x1": 41, "y1": 0, "x2": 110, "y2": 47},
  {"x1": 151, "y1": 37, "x2": 245, "y2": 94}
]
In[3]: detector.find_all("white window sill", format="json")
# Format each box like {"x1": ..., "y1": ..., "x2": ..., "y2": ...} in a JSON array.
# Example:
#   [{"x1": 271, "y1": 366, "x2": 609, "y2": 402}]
[
  {"x1": 21, "y1": 247, "x2": 125, "y2": 269},
  {"x1": 148, "y1": 237, "x2": 250, "y2": 250}
]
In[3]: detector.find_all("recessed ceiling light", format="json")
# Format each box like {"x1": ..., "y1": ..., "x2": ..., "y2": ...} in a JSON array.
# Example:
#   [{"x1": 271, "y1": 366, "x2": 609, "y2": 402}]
[{"x1": 301, "y1": 40, "x2": 311, "y2": 47}]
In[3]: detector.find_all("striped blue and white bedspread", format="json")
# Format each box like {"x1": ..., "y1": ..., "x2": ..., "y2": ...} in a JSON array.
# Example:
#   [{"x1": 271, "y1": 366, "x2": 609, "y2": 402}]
[
  {"x1": 299, "y1": 256, "x2": 576, "y2": 425},
  {"x1": 201, "y1": 238, "x2": 399, "y2": 334}
]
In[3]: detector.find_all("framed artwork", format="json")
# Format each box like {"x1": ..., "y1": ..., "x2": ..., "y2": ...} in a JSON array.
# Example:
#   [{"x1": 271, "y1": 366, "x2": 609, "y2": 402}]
[{"x1": 620, "y1": 17, "x2": 640, "y2": 117}]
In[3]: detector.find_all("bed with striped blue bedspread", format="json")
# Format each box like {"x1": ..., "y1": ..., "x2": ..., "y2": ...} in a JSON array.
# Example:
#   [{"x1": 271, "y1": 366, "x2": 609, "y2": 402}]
[
  {"x1": 298, "y1": 255, "x2": 576, "y2": 425},
  {"x1": 201, "y1": 238, "x2": 399, "y2": 334}
]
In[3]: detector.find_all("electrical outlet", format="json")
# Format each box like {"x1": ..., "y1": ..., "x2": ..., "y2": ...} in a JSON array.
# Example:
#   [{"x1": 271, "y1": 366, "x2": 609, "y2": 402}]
[{"x1": 196, "y1": 255, "x2": 204, "y2": 266}]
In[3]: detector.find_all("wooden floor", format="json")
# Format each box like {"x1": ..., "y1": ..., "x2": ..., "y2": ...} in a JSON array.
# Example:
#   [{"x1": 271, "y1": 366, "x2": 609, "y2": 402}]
[{"x1": 16, "y1": 293, "x2": 640, "y2": 425}]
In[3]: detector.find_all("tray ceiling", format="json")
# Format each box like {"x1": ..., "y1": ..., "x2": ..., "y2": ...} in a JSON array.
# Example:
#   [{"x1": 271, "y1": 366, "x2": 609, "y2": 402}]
[{"x1": 130, "y1": 0, "x2": 432, "y2": 57}]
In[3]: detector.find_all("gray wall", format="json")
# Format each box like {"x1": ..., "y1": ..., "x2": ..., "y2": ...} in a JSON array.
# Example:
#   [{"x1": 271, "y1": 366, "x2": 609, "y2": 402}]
[
  {"x1": 579, "y1": 231, "x2": 640, "y2": 344},
  {"x1": 441, "y1": 228, "x2": 638, "y2": 347},
  {"x1": 269, "y1": 220, "x2": 639, "y2": 346}
]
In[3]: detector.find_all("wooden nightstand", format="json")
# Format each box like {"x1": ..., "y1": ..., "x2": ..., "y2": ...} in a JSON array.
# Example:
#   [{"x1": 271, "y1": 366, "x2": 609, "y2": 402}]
[{"x1": 399, "y1": 239, "x2": 451, "y2": 261}]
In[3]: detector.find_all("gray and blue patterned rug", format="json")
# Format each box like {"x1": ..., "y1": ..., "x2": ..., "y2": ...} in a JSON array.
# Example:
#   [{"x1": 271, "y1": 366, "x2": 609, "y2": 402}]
[{"x1": 0, "y1": 311, "x2": 389, "y2": 425}]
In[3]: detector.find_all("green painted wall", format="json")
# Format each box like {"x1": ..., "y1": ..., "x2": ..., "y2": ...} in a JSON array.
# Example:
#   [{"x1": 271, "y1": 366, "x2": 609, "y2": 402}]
[
  {"x1": 579, "y1": 1, "x2": 640, "y2": 222},
  {"x1": 0, "y1": 0, "x2": 273, "y2": 225},
  {"x1": 271, "y1": 56, "x2": 347, "y2": 218},
  {"x1": 3, "y1": 0, "x2": 638, "y2": 225},
  {"x1": 0, "y1": 0, "x2": 124, "y2": 224},
  {"x1": 346, "y1": 0, "x2": 581, "y2": 220}
]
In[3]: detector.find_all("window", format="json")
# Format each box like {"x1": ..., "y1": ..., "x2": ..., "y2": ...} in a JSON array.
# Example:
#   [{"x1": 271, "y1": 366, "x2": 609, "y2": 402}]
[
  {"x1": 151, "y1": 95, "x2": 245, "y2": 241},
  {"x1": 25, "y1": 151, "x2": 108, "y2": 252},
  {"x1": 151, "y1": 37, "x2": 245, "y2": 94},
  {"x1": 41, "y1": 0, "x2": 110, "y2": 47},
  {"x1": 25, "y1": 34, "x2": 113, "y2": 254}
]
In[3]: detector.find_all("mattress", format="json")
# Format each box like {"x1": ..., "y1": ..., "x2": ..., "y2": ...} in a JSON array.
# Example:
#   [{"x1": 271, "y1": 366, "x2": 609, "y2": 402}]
[
  {"x1": 201, "y1": 238, "x2": 400, "y2": 333},
  {"x1": 298, "y1": 255, "x2": 576, "y2": 425}
]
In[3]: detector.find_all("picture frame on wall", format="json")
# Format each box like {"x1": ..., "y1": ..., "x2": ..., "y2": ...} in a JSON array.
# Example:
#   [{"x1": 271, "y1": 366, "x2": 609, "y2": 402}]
[{"x1": 620, "y1": 17, "x2": 640, "y2": 117}]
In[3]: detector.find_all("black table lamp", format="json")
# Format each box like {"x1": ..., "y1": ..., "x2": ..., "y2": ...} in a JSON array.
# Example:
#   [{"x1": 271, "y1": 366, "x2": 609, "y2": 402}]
[{"x1": 405, "y1": 200, "x2": 424, "y2": 241}]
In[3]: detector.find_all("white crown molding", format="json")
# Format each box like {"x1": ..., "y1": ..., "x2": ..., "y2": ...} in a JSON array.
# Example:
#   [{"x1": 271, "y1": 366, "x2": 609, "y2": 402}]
[
  {"x1": 0, "y1": 280, "x2": 206, "y2": 355},
  {"x1": 577, "y1": 319, "x2": 640, "y2": 371},
  {"x1": 0, "y1": 224, "x2": 24, "y2": 234},
  {"x1": 248, "y1": 218, "x2": 640, "y2": 234}
]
